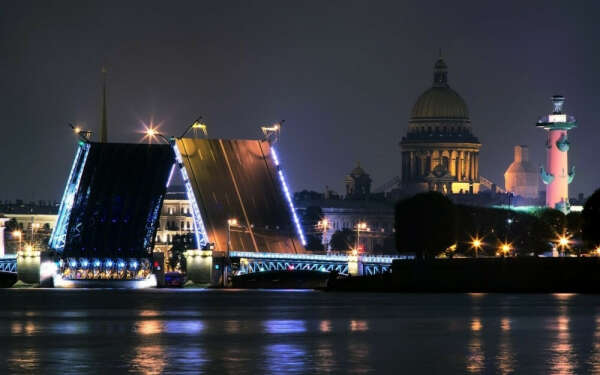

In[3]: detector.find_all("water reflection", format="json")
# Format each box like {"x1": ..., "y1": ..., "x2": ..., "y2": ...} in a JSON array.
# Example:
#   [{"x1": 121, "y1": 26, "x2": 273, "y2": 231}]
[
  {"x1": 348, "y1": 341, "x2": 370, "y2": 374},
  {"x1": 349, "y1": 320, "x2": 368, "y2": 332},
  {"x1": 588, "y1": 315, "x2": 600, "y2": 373},
  {"x1": 467, "y1": 317, "x2": 485, "y2": 373},
  {"x1": 319, "y1": 320, "x2": 331, "y2": 333},
  {"x1": 50, "y1": 321, "x2": 89, "y2": 335},
  {"x1": 224, "y1": 319, "x2": 241, "y2": 334},
  {"x1": 265, "y1": 344, "x2": 306, "y2": 374},
  {"x1": 130, "y1": 345, "x2": 166, "y2": 375},
  {"x1": 549, "y1": 312, "x2": 576, "y2": 375},
  {"x1": 164, "y1": 320, "x2": 204, "y2": 335},
  {"x1": 7, "y1": 348, "x2": 39, "y2": 372},
  {"x1": 496, "y1": 317, "x2": 515, "y2": 375},
  {"x1": 316, "y1": 342, "x2": 336, "y2": 372},
  {"x1": 136, "y1": 320, "x2": 163, "y2": 335},
  {"x1": 264, "y1": 320, "x2": 306, "y2": 334}
]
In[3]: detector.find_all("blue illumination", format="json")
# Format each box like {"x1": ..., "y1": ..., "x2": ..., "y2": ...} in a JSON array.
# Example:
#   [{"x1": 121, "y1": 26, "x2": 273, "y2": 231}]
[
  {"x1": 117, "y1": 259, "x2": 126, "y2": 269},
  {"x1": 270, "y1": 147, "x2": 307, "y2": 246},
  {"x1": 129, "y1": 260, "x2": 139, "y2": 270},
  {"x1": 80, "y1": 259, "x2": 89, "y2": 268},
  {"x1": 92, "y1": 259, "x2": 101, "y2": 268},
  {"x1": 173, "y1": 143, "x2": 209, "y2": 248},
  {"x1": 105, "y1": 259, "x2": 113, "y2": 269},
  {"x1": 68, "y1": 259, "x2": 77, "y2": 268},
  {"x1": 166, "y1": 163, "x2": 176, "y2": 188},
  {"x1": 49, "y1": 143, "x2": 91, "y2": 251}
]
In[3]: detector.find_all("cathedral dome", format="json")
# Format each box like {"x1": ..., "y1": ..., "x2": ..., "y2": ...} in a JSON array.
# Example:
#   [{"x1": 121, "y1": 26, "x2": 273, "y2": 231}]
[
  {"x1": 411, "y1": 86, "x2": 469, "y2": 120},
  {"x1": 410, "y1": 58, "x2": 469, "y2": 121}
]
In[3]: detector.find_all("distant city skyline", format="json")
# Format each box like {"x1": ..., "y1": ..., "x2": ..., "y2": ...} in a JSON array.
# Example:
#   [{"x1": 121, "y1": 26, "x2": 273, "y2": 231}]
[{"x1": 1, "y1": 1, "x2": 599, "y2": 200}]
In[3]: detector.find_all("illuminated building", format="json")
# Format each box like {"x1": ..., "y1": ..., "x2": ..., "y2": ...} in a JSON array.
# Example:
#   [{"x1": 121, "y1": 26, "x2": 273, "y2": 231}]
[
  {"x1": 153, "y1": 186, "x2": 194, "y2": 255},
  {"x1": 537, "y1": 95, "x2": 576, "y2": 213},
  {"x1": 400, "y1": 56, "x2": 481, "y2": 194},
  {"x1": 504, "y1": 145, "x2": 539, "y2": 199}
]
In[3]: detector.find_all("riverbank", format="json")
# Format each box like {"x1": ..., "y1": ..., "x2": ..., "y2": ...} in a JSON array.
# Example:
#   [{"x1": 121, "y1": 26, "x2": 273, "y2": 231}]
[{"x1": 328, "y1": 257, "x2": 600, "y2": 293}]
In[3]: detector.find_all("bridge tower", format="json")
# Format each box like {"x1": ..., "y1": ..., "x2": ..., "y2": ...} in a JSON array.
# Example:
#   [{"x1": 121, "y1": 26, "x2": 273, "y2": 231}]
[{"x1": 537, "y1": 95, "x2": 576, "y2": 213}]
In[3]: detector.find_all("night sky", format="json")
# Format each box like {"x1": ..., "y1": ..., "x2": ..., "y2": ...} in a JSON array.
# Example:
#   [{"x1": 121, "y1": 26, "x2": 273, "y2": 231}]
[{"x1": 1, "y1": 0, "x2": 599, "y2": 201}]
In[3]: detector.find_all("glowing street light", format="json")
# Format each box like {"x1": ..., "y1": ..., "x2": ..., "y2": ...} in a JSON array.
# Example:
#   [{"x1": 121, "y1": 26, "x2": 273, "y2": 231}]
[
  {"x1": 12, "y1": 230, "x2": 22, "y2": 252},
  {"x1": 144, "y1": 127, "x2": 171, "y2": 144},
  {"x1": 470, "y1": 236, "x2": 483, "y2": 258},
  {"x1": 355, "y1": 222, "x2": 369, "y2": 253},
  {"x1": 318, "y1": 219, "x2": 330, "y2": 252},
  {"x1": 225, "y1": 218, "x2": 239, "y2": 288},
  {"x1": 556, "y1": 233, "x2": 571, "y2": 256},
  {"x1": 499, "y1": 242, "x2": 512, "y2": 257}
]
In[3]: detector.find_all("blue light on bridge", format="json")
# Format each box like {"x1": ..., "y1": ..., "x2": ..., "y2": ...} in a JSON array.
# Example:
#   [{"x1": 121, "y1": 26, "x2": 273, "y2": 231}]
[
  {"x1": 172, "y1": 144, "x2": 209, "y2": 248},
  {"x1": 80, "y1": 259, "x2": 89, "y2": 268},
  {"x1": 117, "y1": 259, "x2": 126, "y2": 269},
  {"x1": 129, "y1": 260, "x2": 139, "y2": 270},
  {"x1": 49, "y1": 143, "x2": 91, "y2": 251},
  {"x1": 68, "y1": 259, "x2": 78, "y2": 268},
  {"x1": 105, "y1": 259, "x2": 113, "y2": 269},
  {"x1": 92, "y1": 259, "x2": 101, "y2": 268},
  {"x1": 270, "y1": 147, "x2": 307, "y2": 246}
]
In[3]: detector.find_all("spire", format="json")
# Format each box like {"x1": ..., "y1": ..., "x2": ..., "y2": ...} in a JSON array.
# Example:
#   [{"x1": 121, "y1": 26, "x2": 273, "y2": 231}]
[
  {"x1": 433, "y1": 52, "x2": 448, "y2": 87},
  {"x1": 100, "y1": 66, "x2": 108, "y2": 143}
]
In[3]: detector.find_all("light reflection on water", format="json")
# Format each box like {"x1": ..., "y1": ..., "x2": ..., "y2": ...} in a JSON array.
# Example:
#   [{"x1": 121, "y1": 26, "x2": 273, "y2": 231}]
[{"x1": 2, "y1": 291, "x2": 600, "y2": 374}]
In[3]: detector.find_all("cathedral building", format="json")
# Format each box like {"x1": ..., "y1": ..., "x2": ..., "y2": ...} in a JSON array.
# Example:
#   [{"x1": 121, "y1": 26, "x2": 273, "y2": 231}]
[{"x1": 400, "y1": 57, "x2": 481, "y2": 194}]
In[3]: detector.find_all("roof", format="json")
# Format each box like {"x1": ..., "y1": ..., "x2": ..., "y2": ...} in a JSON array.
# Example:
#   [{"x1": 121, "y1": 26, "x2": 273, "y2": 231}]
[{"x1": 411, "y1": 86, "x2": 469, "y2": 120}]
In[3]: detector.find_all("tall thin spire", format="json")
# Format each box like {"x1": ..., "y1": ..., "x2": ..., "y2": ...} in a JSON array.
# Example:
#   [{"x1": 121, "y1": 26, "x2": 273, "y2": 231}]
[{"x1": 100, "y1": 66, "x2": 108, "y2": 143}]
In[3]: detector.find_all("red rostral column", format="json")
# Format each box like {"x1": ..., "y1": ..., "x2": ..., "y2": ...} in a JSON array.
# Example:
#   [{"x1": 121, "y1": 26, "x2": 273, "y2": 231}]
[{"x1": 537, "y1": 95, "x2": 576, "y2": 213}]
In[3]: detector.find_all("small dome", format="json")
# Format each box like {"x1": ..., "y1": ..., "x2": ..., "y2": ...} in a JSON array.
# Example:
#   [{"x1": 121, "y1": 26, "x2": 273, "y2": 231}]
[
  {"x1": 350, "y1": 162, "x2": 367, "y2": 177},
  {"x1": 411, "y1": 86, "x2": 469, "y2": 120}
]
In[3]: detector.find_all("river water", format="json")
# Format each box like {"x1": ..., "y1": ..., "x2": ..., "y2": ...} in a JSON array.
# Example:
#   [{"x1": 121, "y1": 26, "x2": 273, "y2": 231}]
[{"x1": 1, "y1": 289, "x2": 600, "y2": 374}]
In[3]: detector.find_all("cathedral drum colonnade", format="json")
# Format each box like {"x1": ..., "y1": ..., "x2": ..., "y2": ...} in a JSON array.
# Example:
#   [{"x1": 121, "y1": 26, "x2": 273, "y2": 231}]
[{"x1": 400, "y1": 56, "x2": 481, "y2": 195}]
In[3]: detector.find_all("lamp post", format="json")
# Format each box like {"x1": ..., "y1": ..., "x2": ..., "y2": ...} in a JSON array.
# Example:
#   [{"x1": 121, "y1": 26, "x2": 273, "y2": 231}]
[
  {"x1": 225, "y1": 218, "x2": 238, "y2": 287},
  {"x1": 31, "y1": 223, "x2": 40, "y2": 246},
  {"x1": 145, "y1": 128, "x2": 172, "y2": 144},
  {"x1": 355, "y1": 222, "x2": 368, "y2": 253},
  {"x1": 318, "y1": 219, "x2": 329, "y2": 253},
  {"x1": 557, "y1": 234, "x2": 570, "y2": 257},
  {"x1": 470, "y1": 236, "x2": 482, "y2": 258},
  {"x1": 499, "y1": 242, "x2": 512, "y2": 257},
  {"x1": 12, "y1": 230, "x2": 22, "y2": 252}
]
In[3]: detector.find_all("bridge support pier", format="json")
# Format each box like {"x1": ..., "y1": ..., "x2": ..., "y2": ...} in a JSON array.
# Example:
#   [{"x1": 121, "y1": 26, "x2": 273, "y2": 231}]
[
  {"x1": 184, "y1": 250, "x2": 214, "y2": 285},
  {"x1": 348, "y1": 255, "x2": 363, "y2": 276},
  {"x1": 17, "y1": 250, "x2": 41, "y2": 285}
]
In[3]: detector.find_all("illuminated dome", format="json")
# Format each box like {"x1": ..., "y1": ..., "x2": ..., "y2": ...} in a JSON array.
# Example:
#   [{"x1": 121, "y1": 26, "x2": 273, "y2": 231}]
[
  {"x1": 411, "y1": 86, "x2": 469, "y2": 120},
  {"x1": 400, "y1": 56, "x2": 482, "y2": 195},
  {"x1": 410, "y1": 58, "x2": 469, "y2": 121}
]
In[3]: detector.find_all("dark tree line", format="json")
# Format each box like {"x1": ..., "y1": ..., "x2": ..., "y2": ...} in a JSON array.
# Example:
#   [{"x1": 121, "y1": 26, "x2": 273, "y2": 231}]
[{"x1": 394, "y1": 191, "x2": 592, "y2": 259}]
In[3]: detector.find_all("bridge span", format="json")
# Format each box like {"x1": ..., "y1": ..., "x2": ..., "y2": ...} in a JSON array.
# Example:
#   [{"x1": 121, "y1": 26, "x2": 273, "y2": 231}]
[{"x1": 230, "y1": 251, "x2": 411, "y2": 276}]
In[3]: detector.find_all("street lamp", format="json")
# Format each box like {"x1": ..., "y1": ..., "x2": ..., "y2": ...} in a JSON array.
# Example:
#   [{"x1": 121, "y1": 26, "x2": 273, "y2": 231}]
[
  {"x1": 499, "y1": 242, "x2": 512, "y2": 257},
  {"x1": 145, "y1": 128, "x2": 171, "y2": 144},
  {"x1": 31, "y1": 223, "x2": 40, "y2": 245},
  {"x1": 317, "y1": 219, "x2": 329, "y2": 253},
  {"x1": 556, "y1": 233, "x2": 571, "y2": 256},
  {"x1": 12, "y1": 230, "x2": 22, "y2": 252},
  {"x1": 227, "y1": 218, "x2": 238, "y2": 254},
  {"x1": 470, "y1": 236, "x2": 483, "y2": 258},
  {"x1": 225, "y1": 218, "x2": 238, "y2": 288},
  {"x1": 355, "y1": 222, "x2": 368, "y2": 253}
]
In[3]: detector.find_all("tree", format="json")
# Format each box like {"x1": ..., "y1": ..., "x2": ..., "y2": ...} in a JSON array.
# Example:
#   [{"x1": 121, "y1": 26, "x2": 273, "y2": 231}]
[
  {"x1": 395, "y1": 192, "x2": 456, "y2": 259},
  {"x1": 168, "y1": 233, "x2": 193, "y2": 271},
  {"x1": 301, "y1": 206, "x2": 323, "y2": 251},
  {"x1": 329, "y1": 229, "x2": 355, "y2": 251},
  {"x1": 566, "y1": 211, "x2": 584, "y2": 256},
  {"x1": 583, "y1": 189, "x2": 600, "y2": 248}
]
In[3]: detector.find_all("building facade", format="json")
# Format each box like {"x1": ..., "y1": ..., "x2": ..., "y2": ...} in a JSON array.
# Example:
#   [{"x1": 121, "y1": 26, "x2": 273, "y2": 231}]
[
  {"x1": 504, "y1": 145, "x2": 539, "y2": 199},
  {"x1": 153, "y1": 187, "x2": 194, "y2": 254},
  {"x1": 400, "y1": 57, "x2": 481, "y2": 194}
]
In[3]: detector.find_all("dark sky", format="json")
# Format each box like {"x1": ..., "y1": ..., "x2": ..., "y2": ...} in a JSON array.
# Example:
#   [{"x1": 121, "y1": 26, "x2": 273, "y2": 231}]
[{"x1": 1, "y1": 0, "x2": 599, "y2": 201}]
